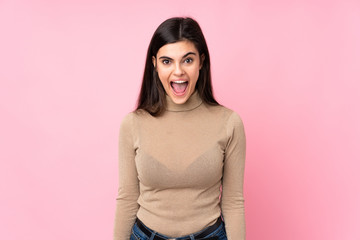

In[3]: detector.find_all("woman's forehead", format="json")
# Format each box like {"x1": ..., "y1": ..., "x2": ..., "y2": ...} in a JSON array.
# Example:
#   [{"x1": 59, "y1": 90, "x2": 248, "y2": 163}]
[{"x1": 157, "y1": 40, "x2": 198, "y2": 58}]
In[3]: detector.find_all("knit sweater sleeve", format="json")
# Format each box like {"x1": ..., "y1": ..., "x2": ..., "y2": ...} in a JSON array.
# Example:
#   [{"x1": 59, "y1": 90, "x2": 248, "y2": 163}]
[
  {"x1": 113, "y1": 113, "x2": 139, "y2": 240},
  {"x1": 221, "y1": 111, "x2": 246, "y2": 240}
]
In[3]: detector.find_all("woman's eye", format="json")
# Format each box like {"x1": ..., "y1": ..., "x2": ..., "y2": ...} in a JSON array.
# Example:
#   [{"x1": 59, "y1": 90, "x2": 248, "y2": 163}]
[
  {"x1": 184, "y1": 58, "x2": 193, "y2": 63},
  {"x1": 162, "y1": 59, "x2": 171, "y2": 64}
]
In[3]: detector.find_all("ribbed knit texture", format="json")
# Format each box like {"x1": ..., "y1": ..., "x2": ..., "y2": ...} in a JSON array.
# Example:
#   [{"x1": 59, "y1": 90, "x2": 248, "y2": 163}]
[{"x1": 113, "y1": 91, "x2": 246, "y2": 240}]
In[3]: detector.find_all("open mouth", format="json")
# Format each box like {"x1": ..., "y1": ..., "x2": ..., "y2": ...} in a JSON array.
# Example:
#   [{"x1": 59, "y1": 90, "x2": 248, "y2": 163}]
[{"x1": 170, "y1": 80, "x2": 188, "y2": 96}]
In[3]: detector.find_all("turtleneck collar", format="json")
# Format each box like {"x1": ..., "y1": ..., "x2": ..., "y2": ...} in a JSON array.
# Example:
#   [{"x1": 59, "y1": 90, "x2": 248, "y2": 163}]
[{"x1": 165, "y1": 91, "x2": 203, "y2": 112}]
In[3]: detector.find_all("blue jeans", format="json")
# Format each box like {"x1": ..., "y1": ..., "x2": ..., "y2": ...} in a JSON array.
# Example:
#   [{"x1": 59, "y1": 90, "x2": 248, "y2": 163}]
[{"x1": 130, "y1": 219, "x2": 227, "y2": 240}]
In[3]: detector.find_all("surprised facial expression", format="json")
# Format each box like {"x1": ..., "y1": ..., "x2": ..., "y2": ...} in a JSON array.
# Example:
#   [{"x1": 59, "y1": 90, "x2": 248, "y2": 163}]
[{"x1": 153, "y1": 40, "x2": 204, "y2": 105}]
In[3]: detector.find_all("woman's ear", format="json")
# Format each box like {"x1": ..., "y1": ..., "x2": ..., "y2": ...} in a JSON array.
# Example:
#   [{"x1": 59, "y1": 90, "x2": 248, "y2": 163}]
[
  {"x1": 200, "y1": 54, "x2": 205, "y2": 70},
  {"x1": 152, "y1": 56, "x2": 156, "y2": 69}
]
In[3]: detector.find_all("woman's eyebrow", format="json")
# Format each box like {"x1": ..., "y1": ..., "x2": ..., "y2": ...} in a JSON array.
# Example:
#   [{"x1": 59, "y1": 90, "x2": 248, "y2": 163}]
[{"x1": 159, "y1": 52, "x2": 197, "y2": 60}]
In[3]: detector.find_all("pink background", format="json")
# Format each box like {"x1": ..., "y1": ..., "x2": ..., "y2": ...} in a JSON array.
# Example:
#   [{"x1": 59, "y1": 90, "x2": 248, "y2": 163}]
[{"x1": 1, "y1": 0, "x2": 359, "y2": 239}]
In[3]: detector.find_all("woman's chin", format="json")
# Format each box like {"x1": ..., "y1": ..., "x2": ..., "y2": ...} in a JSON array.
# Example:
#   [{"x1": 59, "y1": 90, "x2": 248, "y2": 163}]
[
  {"x1": 168, "y1": 88, "x2": 191, "y2": 104},
  {"x1": 169, "y1": 95, "x2": 188, "y2": 104}
]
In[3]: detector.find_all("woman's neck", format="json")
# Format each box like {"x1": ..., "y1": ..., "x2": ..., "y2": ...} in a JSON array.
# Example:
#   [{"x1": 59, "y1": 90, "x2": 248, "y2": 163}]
[{"x1": 165, "y1": 91, "x2": 202, "y2": 112}]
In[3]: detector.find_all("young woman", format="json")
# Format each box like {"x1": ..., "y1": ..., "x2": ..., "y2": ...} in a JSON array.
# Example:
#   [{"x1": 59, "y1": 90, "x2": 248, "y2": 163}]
[{"x1": 113, "y1": 17, "x2": 246, "y2": 240}]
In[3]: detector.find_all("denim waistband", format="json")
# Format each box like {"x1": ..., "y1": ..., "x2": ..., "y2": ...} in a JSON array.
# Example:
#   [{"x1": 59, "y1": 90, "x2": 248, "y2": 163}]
[{"x1": 132, "y1": 217, "x2": 225, "y2": 240}]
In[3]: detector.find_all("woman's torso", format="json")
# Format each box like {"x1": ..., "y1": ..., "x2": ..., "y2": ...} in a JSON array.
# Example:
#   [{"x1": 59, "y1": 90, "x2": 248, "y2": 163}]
[{"x1": 131, "y1": 93, "x2": 235, "y2": 237}]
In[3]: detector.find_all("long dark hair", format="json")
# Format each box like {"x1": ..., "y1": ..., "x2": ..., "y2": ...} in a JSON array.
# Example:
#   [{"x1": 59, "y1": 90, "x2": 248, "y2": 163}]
[{"x1": 136, "y1": 17, "x2": 219, "y2": 116}]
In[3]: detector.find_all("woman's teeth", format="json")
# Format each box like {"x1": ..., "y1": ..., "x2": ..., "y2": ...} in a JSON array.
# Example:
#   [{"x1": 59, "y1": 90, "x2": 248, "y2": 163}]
[{"x1": 173, "y1": 80, "x2": 187, "y2": 84}]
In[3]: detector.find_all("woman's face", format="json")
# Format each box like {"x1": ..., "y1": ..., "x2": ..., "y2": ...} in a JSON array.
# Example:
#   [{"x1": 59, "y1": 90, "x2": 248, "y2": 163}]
[{"x1": 153, "y1": 40, "x2": 204, "y2": 105}]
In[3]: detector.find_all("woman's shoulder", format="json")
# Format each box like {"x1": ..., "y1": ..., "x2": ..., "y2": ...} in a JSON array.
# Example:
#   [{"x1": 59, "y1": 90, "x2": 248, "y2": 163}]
[
  {"x1": 204, "y1": 103, "x2": 244, "y2": 125},
  {"x1": 119, "y1": 109, "x2": 139, "y2": 120},
  {"x1": 119, "y1": 111, "x2": 135, "y2": 132},
  {"x1": 120, "y1": 109, "x2": 153, "y2": 127},
  {"x1": 210, "y1": 105, "x2": 246, "y2": 142}
]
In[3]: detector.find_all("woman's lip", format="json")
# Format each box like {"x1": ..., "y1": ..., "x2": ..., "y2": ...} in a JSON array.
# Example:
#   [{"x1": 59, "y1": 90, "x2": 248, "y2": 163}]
[{"x1": 170, "y1": 81, "x2": 188, "y2": 96}]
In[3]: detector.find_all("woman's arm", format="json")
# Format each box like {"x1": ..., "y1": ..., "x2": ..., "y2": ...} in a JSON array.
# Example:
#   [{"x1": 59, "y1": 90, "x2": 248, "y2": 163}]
[
  {"x1": 221, "y1": 111, "x2": 246, "y2": 240},
  {"x1": 113, "y1": 113, "x2": 140, "y2": 240}
]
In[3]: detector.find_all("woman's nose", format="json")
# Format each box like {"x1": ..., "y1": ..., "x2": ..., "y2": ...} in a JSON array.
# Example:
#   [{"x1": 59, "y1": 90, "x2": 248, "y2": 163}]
[{"x1": 173, "y1": 62, "x2": 184, "y2": 75}]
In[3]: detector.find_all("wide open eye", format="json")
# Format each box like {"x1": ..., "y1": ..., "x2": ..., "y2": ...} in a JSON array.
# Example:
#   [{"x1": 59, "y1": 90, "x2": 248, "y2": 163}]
[
  {"x1": 184, "y1": 58, "x2": 193, "y2": 64},
  {"x1": 162, "y1": 59, "x2": 171, "y2": 65}
]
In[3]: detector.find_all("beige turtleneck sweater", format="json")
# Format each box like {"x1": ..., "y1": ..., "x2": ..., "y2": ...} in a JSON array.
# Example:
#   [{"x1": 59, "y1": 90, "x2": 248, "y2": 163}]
[{"x1": 113, "y1": 91, "x2": 246, "y2": 240}]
